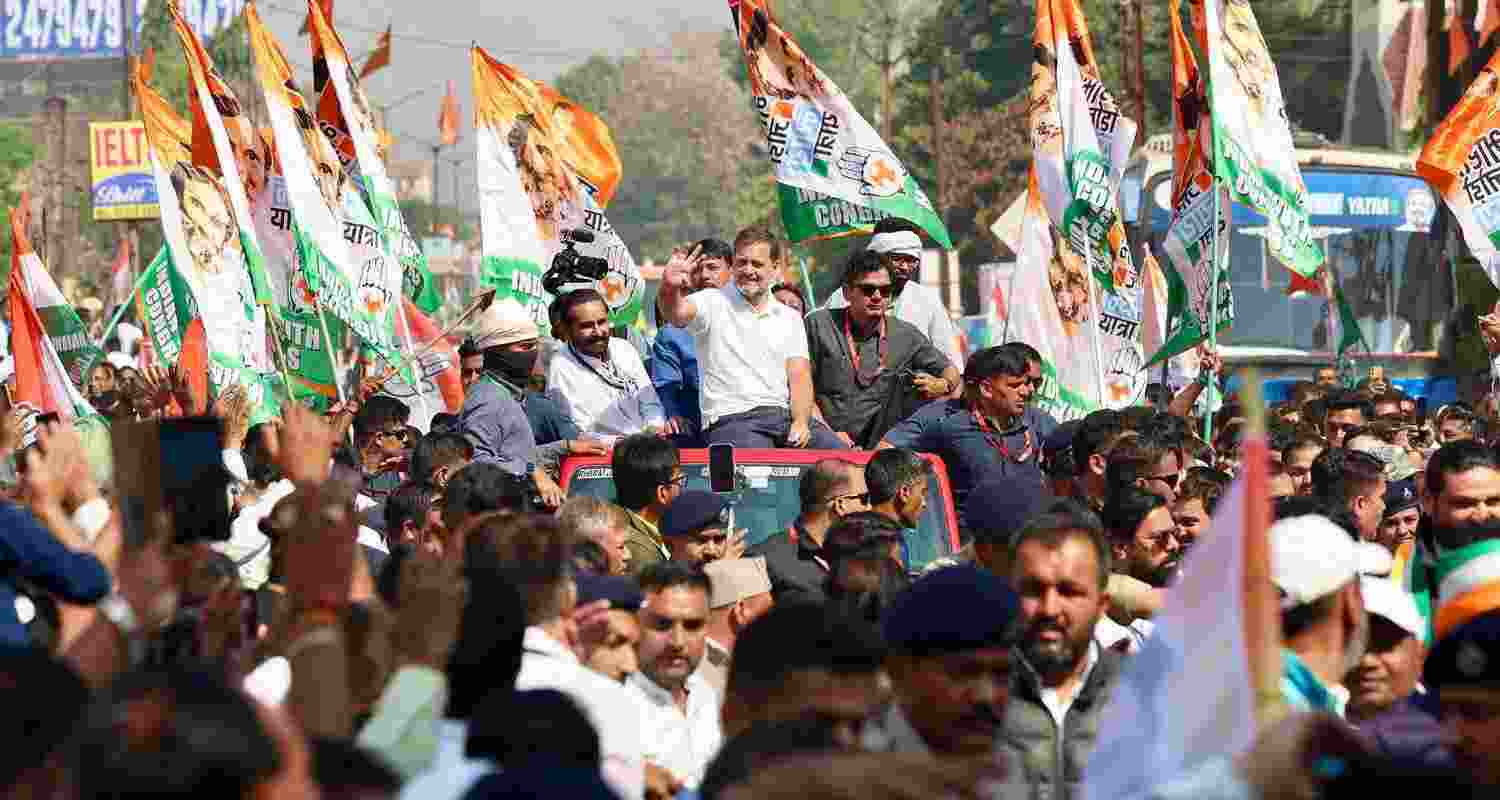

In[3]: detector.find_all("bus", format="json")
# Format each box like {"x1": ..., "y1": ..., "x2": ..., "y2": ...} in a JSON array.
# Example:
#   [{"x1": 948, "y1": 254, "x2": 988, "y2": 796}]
[{"x1": 1120, "y1": 131, "x2": 1459, "y2": 404}]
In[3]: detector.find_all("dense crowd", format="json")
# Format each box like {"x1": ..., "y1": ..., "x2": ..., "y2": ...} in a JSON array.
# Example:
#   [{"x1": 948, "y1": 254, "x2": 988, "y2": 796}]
[{"x1": 3, "y1": 218, "x2": 1500, "y2": 800}]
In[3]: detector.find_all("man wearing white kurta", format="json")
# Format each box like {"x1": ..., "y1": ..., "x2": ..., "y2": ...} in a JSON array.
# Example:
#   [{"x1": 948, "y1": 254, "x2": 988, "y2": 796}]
[
  {"x1": 827, "y1": 229, "x2": 964, "y2": 370},
  {"x1": 548, "y1": 288, "x2": 666, "y2": 444}
]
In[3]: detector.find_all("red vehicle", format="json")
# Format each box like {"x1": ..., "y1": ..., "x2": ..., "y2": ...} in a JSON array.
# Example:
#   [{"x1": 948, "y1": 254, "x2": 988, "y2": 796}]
[{"x1": 560, "y1": 449, "x2": 961, "y2": 572}]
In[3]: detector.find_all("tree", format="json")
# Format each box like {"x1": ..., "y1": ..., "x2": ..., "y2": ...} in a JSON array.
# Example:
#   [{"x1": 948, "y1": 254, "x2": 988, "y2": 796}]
[{"x1": 0, "y1": 122, "x2": 38, "y2": 282}]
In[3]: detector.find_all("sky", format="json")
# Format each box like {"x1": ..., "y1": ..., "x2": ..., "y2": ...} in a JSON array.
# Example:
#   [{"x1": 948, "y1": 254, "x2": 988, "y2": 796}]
[{"x1": 257, "y1": 0, "x2": 731, "y2": 216}]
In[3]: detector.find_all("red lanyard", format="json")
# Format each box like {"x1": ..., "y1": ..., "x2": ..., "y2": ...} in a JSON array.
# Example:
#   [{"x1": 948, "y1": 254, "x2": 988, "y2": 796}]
[
  {"x1": 843, "y1": 312, "x2": 887, "y2": 387},
  {"x1": 971, "y1": 407, "x2": 1035, "y2": 463}
]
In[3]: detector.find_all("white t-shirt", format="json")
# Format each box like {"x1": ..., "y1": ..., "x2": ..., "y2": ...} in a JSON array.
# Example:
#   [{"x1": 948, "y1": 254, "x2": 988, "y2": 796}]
[
  {"x1": 548, "y1": 338, "x2": 665, "y2": 440},
  {"x1": 828, "y1": 281, "x2": 963, "y2": 369},
  {"x1": 687, "y1": 285, "x2": 811, "y2": 428}
]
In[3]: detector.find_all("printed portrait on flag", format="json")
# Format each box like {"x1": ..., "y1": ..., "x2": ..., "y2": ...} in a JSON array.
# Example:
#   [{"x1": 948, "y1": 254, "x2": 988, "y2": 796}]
[
  {"x1": 1048, "y1": 237, "x2": 1091, "y2": 337},
  {"x1": 222, "y1": 115, "x2": 271, "y2": 201},
  {"x1": 506, "y1": 113, "x2": 577, "y2": 242},
  {"x1": 741, "y1": 5, "x2": 827, "y2": 101}
]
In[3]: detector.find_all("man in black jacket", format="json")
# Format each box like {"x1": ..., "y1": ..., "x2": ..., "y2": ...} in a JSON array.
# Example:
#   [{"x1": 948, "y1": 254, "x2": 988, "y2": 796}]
[{"x1": 748, "y1": 458, "x2": 867, "y2": 604}]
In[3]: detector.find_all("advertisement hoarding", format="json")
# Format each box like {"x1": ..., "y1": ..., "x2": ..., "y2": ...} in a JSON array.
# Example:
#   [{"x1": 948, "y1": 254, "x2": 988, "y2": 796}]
[
  {"x1": 89, "y1": 120, "x2": 157, "y2": 220},
  {"x1": 1, "y1": 0, "x2": 131, "y2": 60}
]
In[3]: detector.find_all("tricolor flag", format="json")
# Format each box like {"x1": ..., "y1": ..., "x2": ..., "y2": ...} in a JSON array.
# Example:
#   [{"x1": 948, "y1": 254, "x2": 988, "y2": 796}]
[
  {"x1": 358, "y1": 25, "x2": 391, "y2": 79},
  {"x1": 1450, "y1": 11, "x2": 1473, "y2": 75},
  {"x1": 1196, "y1": 0, "x2": 1323, "y2": 277},
  {"x1": 308, "y1": 0, "x2": 442, "y2": 315},
  {"x1": 137, "y1": 18, "x2": 277, "y2": 422},
  {"x1": 472, "y1": 45, "x2": 559, "y2": 333},
  {"x1": 132, "y1": 246, "x2": 212, "y2": 415},
  {"x1": 246, "y1": 3, "x2": 404, "y2": 408},
  {"x1": 1000, "y1": 172, "x2": 1109, "y2": 421},
  {"x1": 1083, "y1": 383, "x2": 1279, "y2": 799},
  {"x1": 471, "y1": 45, "x2": 643, "y2": 329},
  {"x1": 1029, "y1": 0, "x2": 1138, "y2": 293},
  {"x1": 1149, "y1": 0, "x2": 1232, "y2": 367},
  {"x1": 1418, "y1": 48, "x2": 1500, "y2": 289},
  {"x1": 729, "y1": 0, "x2": 949, "y2": 247},
  {"x1": 7, "y1": 202, "x2": 97, "y2": 421},
  {"x1": 298, "y1": 0, "x2": 330, "y2": 35}
]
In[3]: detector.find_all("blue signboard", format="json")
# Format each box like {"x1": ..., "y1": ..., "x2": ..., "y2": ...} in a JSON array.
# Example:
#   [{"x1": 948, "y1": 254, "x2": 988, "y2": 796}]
[
  {"x1": 1, "y1": 0, "x2": 133, "y2": 60},
  {"x1": 151, "y1": 0, "x2": 243, "y2": 45},
  {"x1": 1148, "y1": 169, "x2": 1439, "y2": 234}
]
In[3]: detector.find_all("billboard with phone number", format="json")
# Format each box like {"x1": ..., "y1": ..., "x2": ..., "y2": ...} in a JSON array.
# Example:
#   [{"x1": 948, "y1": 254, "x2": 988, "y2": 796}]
[
  {"x1": 1, "y1": 0, "x2": 132, "y2": 60},
  {"x1": 89, "y1": 121, "x2": 157, "y2": 219}
]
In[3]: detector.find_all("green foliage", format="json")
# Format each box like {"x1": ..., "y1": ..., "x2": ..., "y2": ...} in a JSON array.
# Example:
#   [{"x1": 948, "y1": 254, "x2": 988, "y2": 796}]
[{"x1": 0, "y1": 122, "x2": 37, "y2": 281}]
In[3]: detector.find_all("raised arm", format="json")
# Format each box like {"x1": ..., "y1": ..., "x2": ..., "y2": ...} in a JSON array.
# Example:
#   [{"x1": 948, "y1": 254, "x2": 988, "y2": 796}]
[{"x1": 657, "y1": 246, "x2": 702, "y2": 328}]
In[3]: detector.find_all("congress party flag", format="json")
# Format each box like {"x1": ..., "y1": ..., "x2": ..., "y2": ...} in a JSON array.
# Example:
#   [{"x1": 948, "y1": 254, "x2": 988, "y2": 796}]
[
  {"x1": 472, "y1": 45, "x2": 557, "y2": 333},
  {"x1": 134, "y1": 47, "x2": 276, "y2": 422},
  {"x1": 1001, "y1": 171, "x2": 1143, "y2": 419},
  {"x1": 308, "y1": 0, "x2": 442, "y2": 315},
  {"x1": 1149, "y1": 0, "x2": 1232, "y2": 366},
  {"x1": 1418, "y1": 48, "x2": 1500, "y2": 289},
  {"x1": 439, "y1": 79, "x2": 461, "y2": 147},
  {"x1": 731, "y1": 0, "x2": 950, "y2": 247},
  {"x1": 1029, "y1": 0, "x2": 1138, "y2": 294},
  {"x1": 172, "y1": 1, "x2": 273, "y2": 307},
  {"x1": 534, "y1": 80, "x2": 622, "y2": 208},
  {"x1": 379, "y1": 298, "x2": 464, "y2": 433},
  {"x1": 7, "y1": 202, "x2": 98, "y2": 420},
  {"x1": 471, "y1": 45, "x2": 643, "y2": 328},
  {"x1": 1196, "y1": 0, "x2": 1323, "y2": 277}
]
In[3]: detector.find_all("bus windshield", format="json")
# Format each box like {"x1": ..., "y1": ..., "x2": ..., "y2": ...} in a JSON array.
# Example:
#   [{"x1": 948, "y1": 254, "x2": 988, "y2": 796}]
[{"x1": 1144, "y1": 167, "x2": 1443, "y2": 354}]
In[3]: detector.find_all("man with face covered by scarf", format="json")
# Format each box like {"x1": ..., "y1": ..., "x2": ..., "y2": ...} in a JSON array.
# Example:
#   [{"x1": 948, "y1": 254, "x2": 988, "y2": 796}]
[
  {"x1": 456, "y1": 297, "x2": 540, "y2": 476},
  {"x1": 826, "y1": 219, "x2": 964, "y2": 370}
]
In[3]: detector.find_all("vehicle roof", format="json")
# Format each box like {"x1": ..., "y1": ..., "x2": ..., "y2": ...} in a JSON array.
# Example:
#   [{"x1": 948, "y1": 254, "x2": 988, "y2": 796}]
[{"x1": 1127, "y1": 132, "x2": 1420, "y2": 178}]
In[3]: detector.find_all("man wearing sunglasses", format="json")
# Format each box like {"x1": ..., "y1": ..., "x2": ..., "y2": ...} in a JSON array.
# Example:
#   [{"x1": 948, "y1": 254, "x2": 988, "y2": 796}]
[
  {"x1": 805, "y1": 251, "x2": 959, "y2": 448},
  {"x1": 825, "y1": 220, "x2": 964, "y2": 371}
]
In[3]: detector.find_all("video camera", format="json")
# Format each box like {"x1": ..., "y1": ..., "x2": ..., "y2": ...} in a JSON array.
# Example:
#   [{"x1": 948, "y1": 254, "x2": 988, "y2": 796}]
[{"x1": 542, "y1": 229, "x2": 611, "y2": 296}]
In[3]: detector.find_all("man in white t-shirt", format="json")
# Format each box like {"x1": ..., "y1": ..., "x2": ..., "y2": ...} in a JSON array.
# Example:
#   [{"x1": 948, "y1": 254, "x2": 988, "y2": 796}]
[
  {"x1": 657, "y1": 225, "x2": 847, "y2": 450},
  {"x1": 826, "y1": 225, "x2": 964, "y2": 369}
]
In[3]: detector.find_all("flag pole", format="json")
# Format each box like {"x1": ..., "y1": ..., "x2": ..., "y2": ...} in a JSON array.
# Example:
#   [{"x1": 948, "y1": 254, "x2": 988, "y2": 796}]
[
  {"x1": 1205, "y1": 187, "x2": 1221, "y2": 444},
  {"x1": 81, "y1": 263, "x2": 158, "y2": 388},
  {"x1": 314, "y1": 301, "x2": 348, "y2": 406},
  {"x1": 1085, "y1": 240, "x2": 1108, "y2": 409},
  {"x1": 264, "y1": 312, "x2": 298, "y2": 405}
]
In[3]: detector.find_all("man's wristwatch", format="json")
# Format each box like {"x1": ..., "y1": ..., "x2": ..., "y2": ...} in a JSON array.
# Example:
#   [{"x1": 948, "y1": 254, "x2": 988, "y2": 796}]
[{"x1": 98, "y1": 593, "x2": 146, "y2": 667}]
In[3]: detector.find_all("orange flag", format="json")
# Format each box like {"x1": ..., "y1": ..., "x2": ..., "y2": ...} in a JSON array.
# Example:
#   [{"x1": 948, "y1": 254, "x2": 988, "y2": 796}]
[
  {"x1": 358, "y1": 26, "x2": 391, "y2": 79},
  {"x1": 1420, "y1": 45, "x2": 1500, "y2": 287},
  {"x1": 1450, "y1": 12, "x2": 1472, "y2": 75},
  {"x1": 534, "y1": 82, "x2": 622, "y2": 207},
  {"x1": 299, "y1": 0, "x2": 331, "y2": 35},
  {"x1": 438, "y1": 80, "x2": 461, "y2": 146}
]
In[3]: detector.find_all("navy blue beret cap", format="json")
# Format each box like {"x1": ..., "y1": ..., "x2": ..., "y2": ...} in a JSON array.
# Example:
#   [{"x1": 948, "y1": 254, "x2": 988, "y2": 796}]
[
  {"x1": 1425, "y1": 610, "x2": 1500, "y2": 690},
  {"x1": 660, "y1": 491, "x2": 731, "y2": 539},
  {"x1": 882, "y1": 564, "x2": 1020, "y2": 657},
  {"x1": 573, "y1": 573, "x2": 644, "y2": 611}
]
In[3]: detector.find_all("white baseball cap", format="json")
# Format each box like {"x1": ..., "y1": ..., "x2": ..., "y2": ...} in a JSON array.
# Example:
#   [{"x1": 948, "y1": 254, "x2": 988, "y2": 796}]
[
  {"x1": 1271, "y1": 515, "x2": 1394, "y2": 610},
  {"x1": 1360, "y1": 576, "x2": 1425, "y2": 642}
]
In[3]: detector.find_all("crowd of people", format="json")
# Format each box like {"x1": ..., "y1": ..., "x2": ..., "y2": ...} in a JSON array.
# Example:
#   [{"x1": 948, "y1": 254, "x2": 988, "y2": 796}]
[{"x1": 4, "y1": 216, "x2": 1500, "y2": 799}]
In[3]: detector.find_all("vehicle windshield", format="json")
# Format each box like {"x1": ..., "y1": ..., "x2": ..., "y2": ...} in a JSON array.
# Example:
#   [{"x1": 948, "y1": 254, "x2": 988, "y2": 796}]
[
  {"x1": 1144, "y1": 167, "x2": 1443, "y2": 354},
  {"x1": 564, "y1": 461, "x2": 956, "y2": 571}
]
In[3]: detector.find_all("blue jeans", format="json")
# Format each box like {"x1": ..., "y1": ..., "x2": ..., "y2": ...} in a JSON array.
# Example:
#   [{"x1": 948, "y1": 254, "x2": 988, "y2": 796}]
[{"x1": 705, "y1": 406, "x2": 851, "y2": 450}]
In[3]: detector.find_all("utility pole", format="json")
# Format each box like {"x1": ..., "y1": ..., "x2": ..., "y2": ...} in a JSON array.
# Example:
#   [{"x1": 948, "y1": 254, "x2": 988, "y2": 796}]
[{"x1": 1134, "y1": 0, "x2": 1146, "y2": 146}]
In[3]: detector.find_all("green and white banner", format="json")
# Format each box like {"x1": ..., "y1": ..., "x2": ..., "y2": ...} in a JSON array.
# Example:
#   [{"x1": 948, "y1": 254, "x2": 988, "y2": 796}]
[
  {"x1": 1198, "y1": 0, "x2": 1323, "y2": 277},
  {"x1": 729, "y1": 0, "x2": 950, "y2": 247}
]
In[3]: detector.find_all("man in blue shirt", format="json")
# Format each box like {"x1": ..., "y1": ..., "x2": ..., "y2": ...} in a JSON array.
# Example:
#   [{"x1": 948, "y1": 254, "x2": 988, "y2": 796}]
[
  {"x1": 880, "y1": 345, "x2": 1045, "y2": 511},
  {"x1": 650, "y1": 238, "x2": 731, "y2": 446},
  {"x1": 458, "y1": 298, "x2": 539, "y2": 476}
]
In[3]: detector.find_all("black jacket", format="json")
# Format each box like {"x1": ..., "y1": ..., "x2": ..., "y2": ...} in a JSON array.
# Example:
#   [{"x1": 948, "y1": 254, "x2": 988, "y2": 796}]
[{"x1": 748, "y1": 522, "x2": 829, "y2": 605}]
